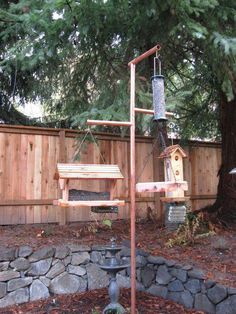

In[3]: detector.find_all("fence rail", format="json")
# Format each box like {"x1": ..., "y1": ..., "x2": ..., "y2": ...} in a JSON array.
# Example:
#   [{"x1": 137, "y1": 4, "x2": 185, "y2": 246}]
[{"x1": 0, "y1": 125, "x2": 221, "y2": 225}]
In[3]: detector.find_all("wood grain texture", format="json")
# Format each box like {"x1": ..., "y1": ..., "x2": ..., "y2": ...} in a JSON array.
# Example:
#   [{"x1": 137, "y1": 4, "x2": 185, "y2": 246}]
[
  {"x1": 0, "y1": 134, "x2": 5, "y2": 203},
  {"x1": 0, "y1": 125, "x2": 221, "y2": 224},
  {"x1": 54, "y1": 199, "x2": 125, "y2": 207},
  {"x1": 56, "y1": 163, "x2": 124, "y2": 179},
  {"x1": 136, "y1": 181, "x2": 188, "y2": 193}
]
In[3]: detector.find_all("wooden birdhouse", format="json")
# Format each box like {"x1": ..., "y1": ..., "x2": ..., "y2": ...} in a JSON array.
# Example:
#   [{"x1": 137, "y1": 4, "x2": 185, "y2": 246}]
[{"x1": 159, "y1": 144, "x2": 187, "y2": 198}]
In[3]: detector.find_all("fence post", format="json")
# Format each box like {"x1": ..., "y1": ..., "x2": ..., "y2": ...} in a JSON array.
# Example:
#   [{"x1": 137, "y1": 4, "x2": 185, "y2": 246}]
[
  {"x1": 59, "y1": 130, "x2": 66, "y2": 162},
  {"x1": 57, "y1": 130, "x2": 67, "y2": 225}
]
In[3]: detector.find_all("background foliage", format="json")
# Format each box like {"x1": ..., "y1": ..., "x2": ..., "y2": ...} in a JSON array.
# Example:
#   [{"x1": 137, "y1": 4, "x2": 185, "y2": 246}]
[{"x1": 0, "y1": 0, "x2": 235, "y2": 139}]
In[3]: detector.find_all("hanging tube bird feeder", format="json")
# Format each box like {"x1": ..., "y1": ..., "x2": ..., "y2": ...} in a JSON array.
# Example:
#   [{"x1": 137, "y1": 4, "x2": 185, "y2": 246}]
[{"x1": 151, "y1": 54, "x2": 167, "y2": 122}]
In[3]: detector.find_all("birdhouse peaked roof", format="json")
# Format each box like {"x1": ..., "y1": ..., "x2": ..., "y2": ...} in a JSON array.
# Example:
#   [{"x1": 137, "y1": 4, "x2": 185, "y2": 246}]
[{"x1": 159, "y1": 144, "x2": 187, "y2": 158}]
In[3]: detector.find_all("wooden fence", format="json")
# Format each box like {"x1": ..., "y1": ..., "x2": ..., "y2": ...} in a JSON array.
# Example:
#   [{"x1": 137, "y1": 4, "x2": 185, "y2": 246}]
[{"x1": 0, "y1": 125, "x2": 221, "y2": 225}]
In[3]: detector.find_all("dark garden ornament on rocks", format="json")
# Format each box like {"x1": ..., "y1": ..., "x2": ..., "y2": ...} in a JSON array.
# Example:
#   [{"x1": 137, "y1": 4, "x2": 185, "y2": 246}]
[{"x1": 98, "y1": 238, "x2": 130, "y2": 314}]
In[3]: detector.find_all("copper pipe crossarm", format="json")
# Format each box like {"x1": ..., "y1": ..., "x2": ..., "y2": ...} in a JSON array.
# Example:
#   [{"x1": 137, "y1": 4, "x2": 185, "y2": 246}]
[
  {"x1": 128, "y1": 44, "x2": 161, "y2": 66},
  {"x1": 87, "y1": 120, "x2": 132, "y2": 127}
]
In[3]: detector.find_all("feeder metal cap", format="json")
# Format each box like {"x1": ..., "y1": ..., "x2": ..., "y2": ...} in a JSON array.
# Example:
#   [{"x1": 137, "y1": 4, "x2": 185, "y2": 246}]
[{"x1": 151, "y1": 75, "x2": 164, "y2": 81}]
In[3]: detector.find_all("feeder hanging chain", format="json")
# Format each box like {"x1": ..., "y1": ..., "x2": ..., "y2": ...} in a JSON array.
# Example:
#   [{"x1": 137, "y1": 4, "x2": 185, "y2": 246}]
[
  {"x1": 158, "y1": 125, "x2": 167, "y2": 151},
  {"x1": 157, "y1": 123, "x2": 177, "y2": 182},
  {"x1": 73, "y1": 128, "x2": 106, "y2": 164}
]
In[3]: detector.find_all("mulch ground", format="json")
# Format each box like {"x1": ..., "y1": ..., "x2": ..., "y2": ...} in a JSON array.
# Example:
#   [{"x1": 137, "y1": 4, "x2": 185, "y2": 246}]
[
  {"x1": 1, "y1": 288, "x2": 204, "y2": 314},
  {"x1": 0, "y1": 219, "x2": 235, "y2": 313}
]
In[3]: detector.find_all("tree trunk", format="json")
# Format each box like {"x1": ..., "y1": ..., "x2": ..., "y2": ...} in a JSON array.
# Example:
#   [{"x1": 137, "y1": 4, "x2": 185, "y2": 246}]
[{"x1": 204, "y1": 92, "x2": 236, "y2": 223}]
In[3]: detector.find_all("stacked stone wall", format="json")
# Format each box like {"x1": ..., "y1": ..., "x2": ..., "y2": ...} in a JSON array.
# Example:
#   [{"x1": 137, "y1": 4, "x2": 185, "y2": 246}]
[{"x1": 0, "y1": 244, "x2": 235, "y2": 314}]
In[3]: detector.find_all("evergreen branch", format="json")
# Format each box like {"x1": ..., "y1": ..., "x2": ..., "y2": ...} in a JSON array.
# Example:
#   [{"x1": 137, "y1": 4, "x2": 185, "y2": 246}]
[{"x1": 0, "y1": 8, "x2": 22, "y2": 23}]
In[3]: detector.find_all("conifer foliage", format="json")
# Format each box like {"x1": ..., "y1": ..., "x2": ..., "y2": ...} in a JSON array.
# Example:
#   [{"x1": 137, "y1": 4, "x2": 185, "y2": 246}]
[{"x1": 0, "y1": 0, "x2": 236, "y2": 219}]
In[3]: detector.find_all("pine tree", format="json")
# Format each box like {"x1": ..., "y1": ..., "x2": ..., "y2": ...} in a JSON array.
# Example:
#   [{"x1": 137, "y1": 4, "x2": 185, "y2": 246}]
[{"x1": 0, "y1": 0, "x2": 235, "y2": 221}]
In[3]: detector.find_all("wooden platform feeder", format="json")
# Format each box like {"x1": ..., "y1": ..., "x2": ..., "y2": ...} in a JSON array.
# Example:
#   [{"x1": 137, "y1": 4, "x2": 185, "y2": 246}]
[{"x1": 54, "y1": 163, "x2": 125, "y2": 224}]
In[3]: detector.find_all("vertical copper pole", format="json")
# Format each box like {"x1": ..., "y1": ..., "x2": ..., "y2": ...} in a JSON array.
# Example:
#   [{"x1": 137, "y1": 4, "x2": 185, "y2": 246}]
[{"x1": 130, "y1": 62, "x2": 136, "y2": 314}]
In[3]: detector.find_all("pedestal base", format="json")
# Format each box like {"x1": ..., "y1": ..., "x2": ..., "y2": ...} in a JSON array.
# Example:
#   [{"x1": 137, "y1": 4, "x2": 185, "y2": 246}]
[{"x1": 103, "y1": 302, "x2": 126, "y2": 314}]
